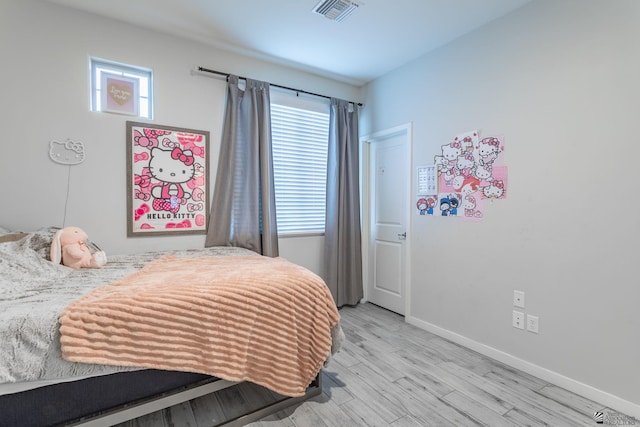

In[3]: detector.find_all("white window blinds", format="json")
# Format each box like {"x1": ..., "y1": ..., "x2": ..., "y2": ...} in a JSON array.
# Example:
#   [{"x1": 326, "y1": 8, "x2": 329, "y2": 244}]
[{"x1": 271, "y1": 92, "x2": 330, "y2": 234}]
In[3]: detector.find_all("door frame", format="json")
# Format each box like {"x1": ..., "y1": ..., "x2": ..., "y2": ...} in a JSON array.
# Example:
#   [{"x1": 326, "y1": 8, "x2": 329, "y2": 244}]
[{"x1": 360, "y1": 122, "x2": 413, "y2": 317}]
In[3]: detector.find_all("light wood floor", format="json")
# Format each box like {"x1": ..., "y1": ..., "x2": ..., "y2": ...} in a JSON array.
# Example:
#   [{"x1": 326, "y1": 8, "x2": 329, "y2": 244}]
[{"x1": 116, "y1": 302, "x2": 619, "y2": 426}]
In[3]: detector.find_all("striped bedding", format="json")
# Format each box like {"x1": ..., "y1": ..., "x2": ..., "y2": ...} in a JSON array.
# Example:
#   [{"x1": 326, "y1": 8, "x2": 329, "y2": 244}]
[
  {"x1": 1, "y1": 228, "x2": 266, "y2": 388},
  {"x1": 59, "y1": 255, "x2": 341, "y2": 397}
]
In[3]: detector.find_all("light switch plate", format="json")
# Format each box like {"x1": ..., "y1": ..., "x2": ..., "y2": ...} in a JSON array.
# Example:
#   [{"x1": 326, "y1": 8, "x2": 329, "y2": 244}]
[{"x1": 527, "y1": 315, "x2": 539, "y2": 333}]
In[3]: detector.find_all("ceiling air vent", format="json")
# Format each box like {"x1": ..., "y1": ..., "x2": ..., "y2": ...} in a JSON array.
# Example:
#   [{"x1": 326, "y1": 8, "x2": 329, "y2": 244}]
[{"x1": 312, "y1": 0, "x2": 362, "y2": 22}]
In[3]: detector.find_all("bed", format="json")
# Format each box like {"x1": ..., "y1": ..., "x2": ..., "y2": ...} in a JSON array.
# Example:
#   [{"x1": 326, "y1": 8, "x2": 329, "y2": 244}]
[{"x1": 0, "y1": 227, "x2": 342, "y2": 426}]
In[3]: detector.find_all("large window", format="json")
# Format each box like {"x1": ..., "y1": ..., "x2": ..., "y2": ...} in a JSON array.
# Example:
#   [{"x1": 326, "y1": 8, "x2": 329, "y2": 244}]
[
  {"x1": 271, "y1": 92, "x2": 330, "y2": 235},
  {"x1": 90, "y1": 58, "x2": 153, "y2": 119}
]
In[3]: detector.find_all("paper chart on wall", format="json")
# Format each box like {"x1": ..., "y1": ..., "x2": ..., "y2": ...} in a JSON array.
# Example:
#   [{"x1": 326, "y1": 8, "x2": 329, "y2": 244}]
[{"x1": 417, "y1": 164, "x2": 437, "y2": 196}]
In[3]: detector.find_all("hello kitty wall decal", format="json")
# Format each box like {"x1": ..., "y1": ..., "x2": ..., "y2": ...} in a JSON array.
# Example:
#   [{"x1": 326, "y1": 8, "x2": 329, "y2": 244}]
[
  {"x1": 49, "y1": 139, "x2": 86, "y2": 165},
  {"x1": 49, "y1": 139, "x2": 87, "y2": 227},
  {"x1": 126, "y1": 121, "x2": 209, "y2": 236},
  {"x1": 416, "y1": 130, "x2": 508, "y2": 222}
]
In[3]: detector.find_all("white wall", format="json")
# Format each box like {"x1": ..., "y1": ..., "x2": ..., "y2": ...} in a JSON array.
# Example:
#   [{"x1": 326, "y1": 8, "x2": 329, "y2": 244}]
[
  {"x1": 4, "y1": 0, "x2": 639, "y2": 415},
  {"x1": 360, "y1": 0, "x2": 640, "y2": 415},
  {"x1": 0, "y1": 0, "x2": 358, "y2": 273}
]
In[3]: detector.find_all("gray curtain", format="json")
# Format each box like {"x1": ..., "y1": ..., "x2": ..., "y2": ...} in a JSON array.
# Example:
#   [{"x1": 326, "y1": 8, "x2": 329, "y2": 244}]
[
  {"x1": 205, "y1": 75, "x2": 279, "y2": 257},
  {"x1": 324, "y1": 98, "x2": 363, "y2": 307}
]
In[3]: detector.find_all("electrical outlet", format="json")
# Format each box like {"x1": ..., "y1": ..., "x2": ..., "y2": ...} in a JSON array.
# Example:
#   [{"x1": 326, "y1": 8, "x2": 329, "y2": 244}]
[
  {"x1": 512, "y1": 310, "x2": 524, "y2": 330},
  {"x1": 527, "y1": 315, "x2": 539, "y2": 333},
  {"x1": 513, "y1": 290, "x2": 525, "y2": 308}
]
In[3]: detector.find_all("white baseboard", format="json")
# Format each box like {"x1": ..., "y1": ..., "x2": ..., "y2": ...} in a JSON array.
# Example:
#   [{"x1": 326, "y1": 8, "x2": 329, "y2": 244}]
[{"x1": 406, "y1": 315, "x2": 640, "y2": 419}]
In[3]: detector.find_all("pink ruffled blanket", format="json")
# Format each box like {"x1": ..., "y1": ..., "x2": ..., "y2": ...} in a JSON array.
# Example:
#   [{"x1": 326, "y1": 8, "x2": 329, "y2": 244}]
[{"x1": 60, "y1": 255, "x2": 340, "y2": 397}]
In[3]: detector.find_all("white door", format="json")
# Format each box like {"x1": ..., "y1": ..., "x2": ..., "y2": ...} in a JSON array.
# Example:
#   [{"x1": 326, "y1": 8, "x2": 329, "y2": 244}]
[{"x1": 363, "y1": 124, "x2": 411, "y2": 315}]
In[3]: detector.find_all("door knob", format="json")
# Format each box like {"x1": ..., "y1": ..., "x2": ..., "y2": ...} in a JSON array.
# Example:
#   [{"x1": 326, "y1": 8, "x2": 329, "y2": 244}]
[{"x1": 397, "y1": 232, "x2": 406, "y2": 240}]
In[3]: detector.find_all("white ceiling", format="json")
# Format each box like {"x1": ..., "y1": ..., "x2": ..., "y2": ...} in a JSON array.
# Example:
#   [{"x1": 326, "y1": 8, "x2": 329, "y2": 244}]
[{"x1": 42, "y1": 0, "x2": 532, "y2": 86}]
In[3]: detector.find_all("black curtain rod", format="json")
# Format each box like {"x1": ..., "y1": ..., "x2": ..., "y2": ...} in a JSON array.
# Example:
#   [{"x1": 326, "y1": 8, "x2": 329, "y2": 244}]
[{"x1": 197, "y1": 66, "x2": 363, "y2": 107}]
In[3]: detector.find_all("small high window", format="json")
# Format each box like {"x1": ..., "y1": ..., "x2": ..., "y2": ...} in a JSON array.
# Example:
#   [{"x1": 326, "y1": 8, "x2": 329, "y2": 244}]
[{"x1": 90, "y1": 58, "x2": 153, "y2": 119}]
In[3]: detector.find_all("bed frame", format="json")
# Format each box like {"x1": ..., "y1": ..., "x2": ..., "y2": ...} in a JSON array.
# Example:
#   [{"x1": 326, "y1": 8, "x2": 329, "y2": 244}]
[{"x1": 0, "y1": 369, "x2": 322, "y2": 427}]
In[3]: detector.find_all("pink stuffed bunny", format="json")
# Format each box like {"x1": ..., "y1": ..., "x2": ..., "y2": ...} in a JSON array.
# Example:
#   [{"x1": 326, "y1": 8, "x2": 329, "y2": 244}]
[{"x1": 50, "y1": 226, "x2": 107, "y2": 269}]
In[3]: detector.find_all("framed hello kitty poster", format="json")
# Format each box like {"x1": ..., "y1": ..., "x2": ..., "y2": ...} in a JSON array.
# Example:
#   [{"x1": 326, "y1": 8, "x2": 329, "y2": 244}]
[{"x1": 126, "y1": 121, "x2": 209, "y2": 236}]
